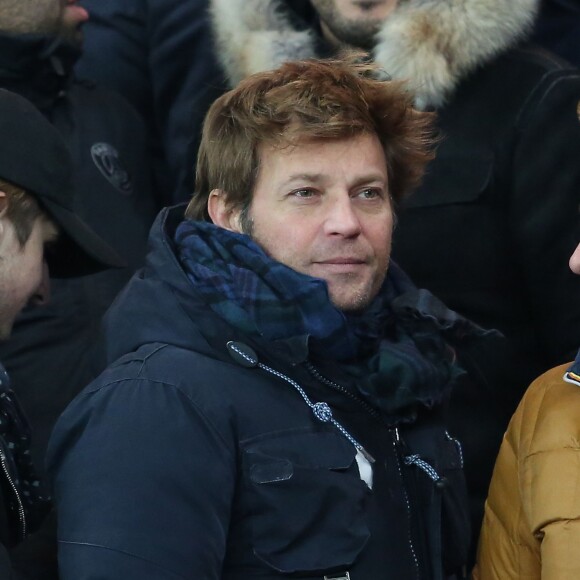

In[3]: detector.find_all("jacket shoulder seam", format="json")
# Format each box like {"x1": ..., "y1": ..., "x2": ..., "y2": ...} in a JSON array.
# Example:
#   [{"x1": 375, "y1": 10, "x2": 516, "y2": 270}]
[
  {"x1": 87, "y1": 376, "x2": 236, "y2": 458},
  {"x1": 136, "y1": 343, "x2": 169, "y2": 376}
]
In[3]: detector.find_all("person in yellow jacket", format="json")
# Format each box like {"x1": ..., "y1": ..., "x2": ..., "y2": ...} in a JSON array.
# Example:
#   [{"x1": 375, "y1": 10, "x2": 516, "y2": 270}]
[{"x1": 473, "y1": 241, "x2": 580, "y2": 579}]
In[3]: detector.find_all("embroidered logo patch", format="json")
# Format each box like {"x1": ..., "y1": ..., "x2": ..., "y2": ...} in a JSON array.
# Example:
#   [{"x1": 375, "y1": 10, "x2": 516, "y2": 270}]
[{"x1": 90, "y1": 143, "x2": 133, "y2": 195}]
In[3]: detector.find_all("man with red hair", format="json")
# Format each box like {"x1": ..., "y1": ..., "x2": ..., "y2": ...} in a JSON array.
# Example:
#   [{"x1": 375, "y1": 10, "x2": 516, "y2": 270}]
[{"x1": 49, "y1": 57, "x2": 486, "y2": 579}]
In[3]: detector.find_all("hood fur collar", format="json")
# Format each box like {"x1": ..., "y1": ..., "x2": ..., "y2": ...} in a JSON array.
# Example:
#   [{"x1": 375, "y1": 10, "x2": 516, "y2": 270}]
[{"x1": 211, "y1": 0, "x2": 540, "y2": 108}]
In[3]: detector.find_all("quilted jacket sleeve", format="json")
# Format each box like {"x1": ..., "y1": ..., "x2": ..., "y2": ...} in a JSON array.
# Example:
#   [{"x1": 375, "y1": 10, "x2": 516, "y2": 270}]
[
  {"x1": 474, "y1": 365, "x2": 580, "y2": 579},
  {"x1": 521, "y1": 371, "x2": 580, "y2": 580}
]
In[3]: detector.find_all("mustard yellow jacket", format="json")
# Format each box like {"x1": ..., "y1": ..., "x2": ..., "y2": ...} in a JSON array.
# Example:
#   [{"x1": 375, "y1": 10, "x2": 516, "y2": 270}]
[{"x1": 473, "y1": 360, "x2": 580, "y2": 579}]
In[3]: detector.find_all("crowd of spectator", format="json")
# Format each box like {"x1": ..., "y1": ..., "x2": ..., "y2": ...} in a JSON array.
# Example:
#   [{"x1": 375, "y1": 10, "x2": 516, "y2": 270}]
[{"x1": 0, "y1": 0, "x2": 578, "y2": 578}]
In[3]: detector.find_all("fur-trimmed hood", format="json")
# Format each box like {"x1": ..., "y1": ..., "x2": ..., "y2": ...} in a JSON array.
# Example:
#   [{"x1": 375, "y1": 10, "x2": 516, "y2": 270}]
[{"x1": 210, "y1": 0, "x2": 540, "y2": 108}]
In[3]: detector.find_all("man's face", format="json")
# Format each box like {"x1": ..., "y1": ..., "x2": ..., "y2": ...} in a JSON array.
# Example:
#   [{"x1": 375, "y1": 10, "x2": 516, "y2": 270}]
[
  {"x1": 570, "y1": 242, "x2": 580, "y2": 275},
  {"x1": 226, "y1": 133, "x2": 393, "y2": 312},
  {"x1": 59, "y1": 0, "x2": 89, "y2": 46},
  {"x1": 310, "y1": 0, "x2": 398, "y2": 49},
  {"x1": 0, "y1": 217, "x2": 57, "y2": 340}
]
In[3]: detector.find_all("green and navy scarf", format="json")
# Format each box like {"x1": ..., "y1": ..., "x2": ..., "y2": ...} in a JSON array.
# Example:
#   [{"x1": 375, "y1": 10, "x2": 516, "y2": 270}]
[{"x1": 175, "y1": 220, "x2": 493, "y2": 418}]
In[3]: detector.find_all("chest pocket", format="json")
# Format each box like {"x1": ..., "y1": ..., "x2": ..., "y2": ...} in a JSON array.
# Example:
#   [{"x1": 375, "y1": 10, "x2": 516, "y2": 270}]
[
  {"x1": 402, "y1": 152, "x2": 493, "y2": 210},
  {"x1": 242, "y1": 429, "x2": 370, "y2": 573}
]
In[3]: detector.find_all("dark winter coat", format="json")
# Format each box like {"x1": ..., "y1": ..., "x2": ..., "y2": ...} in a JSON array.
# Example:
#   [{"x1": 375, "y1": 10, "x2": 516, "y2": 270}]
[
  {"x1": 48, "y1": 206, "x2": 470, "y2": 580},
  {"x1": 532, "y1": 0, "x2": 580, "y2": 67},
  {"x1": 0, "y1": 34, "x2": 157, "y2": 477},
  {"x1": 209, "y1": 0, "x2": 580, "y2": 552},
  {"x1": 0, "y1": 364, "x2": 57, "y2": 580},
  {"x1": 392, "y1": 43, "x2": 580, "y2": 545},
  {"x1": 75, "y1": 0, "x2": 228, "y2": 204}
]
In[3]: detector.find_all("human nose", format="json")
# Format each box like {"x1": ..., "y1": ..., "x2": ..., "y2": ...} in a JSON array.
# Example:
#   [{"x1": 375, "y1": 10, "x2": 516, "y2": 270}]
[
  {"x1": 570, "y1": 242, "x2": 580, "y2": 275},
  {"x1": 323, "y1": 195, "x2": 362, "y2": 237},
  {"x1": 30, "y1": 262, "x2": 51, "y2": 306}
]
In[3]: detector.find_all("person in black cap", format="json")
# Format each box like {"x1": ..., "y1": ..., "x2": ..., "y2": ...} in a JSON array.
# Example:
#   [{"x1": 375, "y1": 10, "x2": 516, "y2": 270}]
[
  {"x1": 0, "y1": 0, "x2": 157, "y2": 482},
  {"x1": 0, "y1": 88, "x2": 121, "y2": 579}
]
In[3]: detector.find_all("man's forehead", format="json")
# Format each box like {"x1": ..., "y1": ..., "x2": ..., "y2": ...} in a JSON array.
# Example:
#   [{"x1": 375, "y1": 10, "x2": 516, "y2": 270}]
[
  {"x1": 258, "y1": 132, "x2": 383, "y2": 157},
  {"x1": 256, "y1": 133, "x2": 388, "y2": 173}
]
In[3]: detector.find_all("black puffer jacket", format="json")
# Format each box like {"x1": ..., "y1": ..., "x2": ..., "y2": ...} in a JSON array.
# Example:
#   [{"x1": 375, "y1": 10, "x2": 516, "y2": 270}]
[
  {"x1": 0, "y1": 34, "x2": 157, "y2": 477},
  {"x1": 49, "y1": 206, "x2": 471, "y2": 580}
]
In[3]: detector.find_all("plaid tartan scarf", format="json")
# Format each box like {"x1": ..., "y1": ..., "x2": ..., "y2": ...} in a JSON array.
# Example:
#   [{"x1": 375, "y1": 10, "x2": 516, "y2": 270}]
[
  {"x1": 175, "y1": 220, "x2": 484, "y2": 418},
  {"x1": 175, "y1": 220, "x2": 361, "y2": 360}
]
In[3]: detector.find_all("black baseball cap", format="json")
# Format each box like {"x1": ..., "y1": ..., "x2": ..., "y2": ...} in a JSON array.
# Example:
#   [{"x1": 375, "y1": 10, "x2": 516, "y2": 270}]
[{"x1": 0, "y1": 89, "x2": 125, "y2": 277}]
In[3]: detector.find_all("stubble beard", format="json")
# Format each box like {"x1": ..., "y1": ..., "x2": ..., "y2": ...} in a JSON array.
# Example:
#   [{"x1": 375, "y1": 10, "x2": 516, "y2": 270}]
[
  {"x1": 312, "y1": 0, "x2": 384, "y2": 50},
  {"x1": 244, "y1": 219, "x2": 386, "y2": 314},
  {"x1": 333, "y1": 285, "x2": 375, "y2": 313},
  {"x1": 239, "y1": 204, "x2": 254, "y2": 238},
  {"x1": 328, "y1": 264, "x2": 387, "y2": 313},
  {"x1": 0, "y1": 312, "x2": 13, "y2": 342}
]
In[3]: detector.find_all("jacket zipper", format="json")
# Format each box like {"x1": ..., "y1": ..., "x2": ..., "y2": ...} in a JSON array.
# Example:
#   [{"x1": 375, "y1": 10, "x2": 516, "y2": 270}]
[
  {"x1": 392, "y1": 427, "x2": 421, "y2": 580},
  {"x1": 305, "y1": 363, "x2": 381, "y2": 419},
  {"x1": 306, "y1": 363, "x2": 420, "y2": 579},
  {"x1": 0, "y1": 447, "x2": 26, "y2": 541}
]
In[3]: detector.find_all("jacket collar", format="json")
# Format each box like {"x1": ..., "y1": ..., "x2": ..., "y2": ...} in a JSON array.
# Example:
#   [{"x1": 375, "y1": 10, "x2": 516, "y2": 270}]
[
  {"x1": 210, "y1": 0, "x2": 539, "y2": 108},
  {"x1": 102, "y1": 205, "x2": 313, "y2": 368},
  {"x1": 564, "y1": 349, "x2": 580, "y2": 386}
]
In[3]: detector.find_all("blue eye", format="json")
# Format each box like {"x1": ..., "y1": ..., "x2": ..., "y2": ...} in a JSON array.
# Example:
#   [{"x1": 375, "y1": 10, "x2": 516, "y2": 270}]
[
  {"x1": 358, "y1": 188, "x2": 381, "y2": 199},
  {"x1": 293, "y1": 189, "x2": 315, "y2": 198}
]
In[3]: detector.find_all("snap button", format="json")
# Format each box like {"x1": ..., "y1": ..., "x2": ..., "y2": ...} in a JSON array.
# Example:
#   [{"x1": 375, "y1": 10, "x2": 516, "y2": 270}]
[{"x1": 226, "y1": 341, "x2": 259, "y2": 368}]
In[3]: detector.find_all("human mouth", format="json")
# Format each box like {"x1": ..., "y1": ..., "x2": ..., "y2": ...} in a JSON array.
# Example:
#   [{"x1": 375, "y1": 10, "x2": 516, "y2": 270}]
[
  {"x1": 321, "y1": 258, "x2": 366, "y2": 264},
  {"x1": 313, "y1": 258, "x2": 368, "y2": 273},
  {"x1": 353, "y1": 0, "x2": 384, "y2": 9}
]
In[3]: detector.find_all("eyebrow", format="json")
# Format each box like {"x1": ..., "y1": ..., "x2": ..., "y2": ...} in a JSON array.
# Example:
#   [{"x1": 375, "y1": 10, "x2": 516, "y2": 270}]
[
  {"x1": 281, "y1": 172, "x2": 387, "y2": 187},
  {"x1": 282, "y1": 173, "x2": 325, "y2": 185}
]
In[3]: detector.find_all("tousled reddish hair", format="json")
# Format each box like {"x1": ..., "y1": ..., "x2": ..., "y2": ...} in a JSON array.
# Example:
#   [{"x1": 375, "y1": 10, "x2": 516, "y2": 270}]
[{"x1": 186, "y1": 54, "x2": 436, "y2": 221}]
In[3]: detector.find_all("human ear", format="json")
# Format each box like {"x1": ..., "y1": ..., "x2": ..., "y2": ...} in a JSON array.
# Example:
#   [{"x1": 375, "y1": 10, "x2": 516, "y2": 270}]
[
  {"x1": 0, "y1": 190, "x2": 7, "y2": 216},
  {"x1": 570, "y1": 242, "x2": 580, "y2": 275},
  {"x1": 207, "y1": 189, "x2": 243, "y2": 233},
  {"x1": 0, "y1": 191, "x2": 8, "y2": 239}
]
